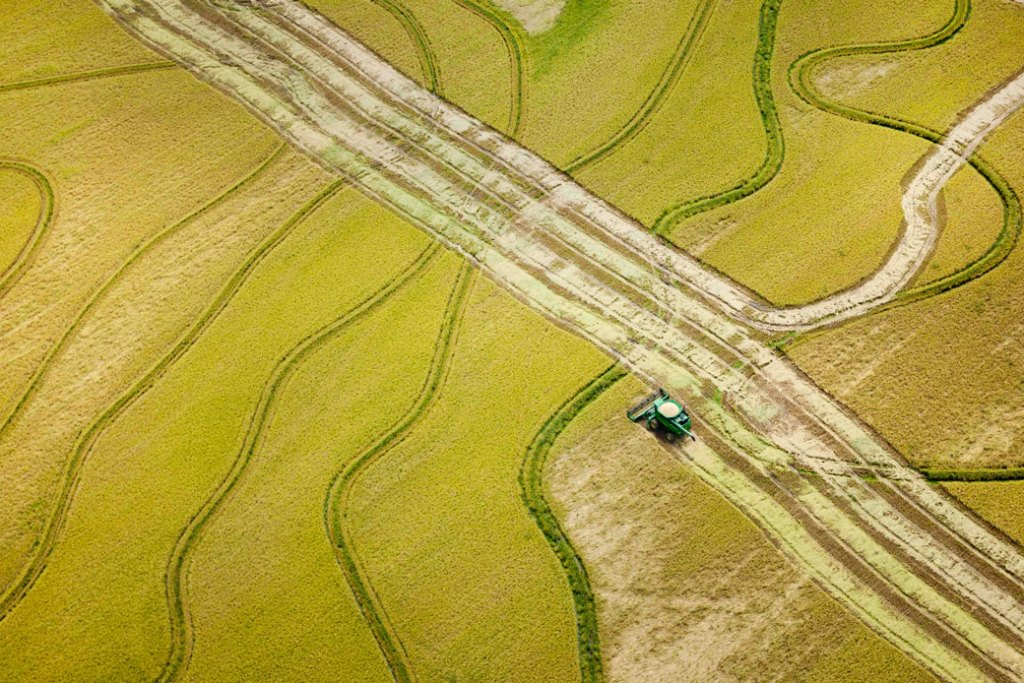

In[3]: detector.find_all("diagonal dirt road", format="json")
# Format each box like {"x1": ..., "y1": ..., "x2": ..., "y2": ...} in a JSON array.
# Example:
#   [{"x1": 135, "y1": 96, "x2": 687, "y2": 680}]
[{"x1": 75, "y1": 1, "x2": 1024, "y2": 680}]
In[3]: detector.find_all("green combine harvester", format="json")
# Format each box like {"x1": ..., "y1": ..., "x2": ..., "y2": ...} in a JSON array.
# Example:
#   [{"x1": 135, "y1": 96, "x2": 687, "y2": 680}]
[{"x1": 626, "y1": 388, "x2": 695, "y2": 442}]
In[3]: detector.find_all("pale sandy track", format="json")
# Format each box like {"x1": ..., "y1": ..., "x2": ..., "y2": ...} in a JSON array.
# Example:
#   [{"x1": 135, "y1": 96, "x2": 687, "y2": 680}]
[{"x1": 85, "y1": 1, "x2": 1024, "y2": 680}]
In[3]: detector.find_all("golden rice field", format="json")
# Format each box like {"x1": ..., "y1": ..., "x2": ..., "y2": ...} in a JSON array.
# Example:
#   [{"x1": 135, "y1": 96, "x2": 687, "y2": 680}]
[{"x1": 2, "y1": 0, "x2": 1024, "y2": 680}]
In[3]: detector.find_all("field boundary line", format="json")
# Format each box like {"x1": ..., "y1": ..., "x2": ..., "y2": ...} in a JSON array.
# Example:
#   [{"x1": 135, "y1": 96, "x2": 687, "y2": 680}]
[
  {"x1": 0, "y1": 61, "x2": 176, "y2": 94},
  {"x1": 453, "y1": 0, "x2": 527, "y2": 137},
  {"x1": 564, "y1": 0, "x2": 718, "y2": 173},
  {"x1": 370, "y1": 0, "x2": 442, "y2": 95},
  {"x1": 0, "y1": 144, "x2": 291, "y2": 622},
  {"x1": 157, "y1": 239, "x2": 441, "y2": 682},
  {"x1": 652, "y1": 0, "x2": 782, "y2": 235},
  {"x1": 0, "y1": 160, "x2": 56, "y2": 303},
  {"x1": 324, "y1": 261, "x2": 475, "y2": 683},
  {"x1": 519, "y1": 363, "x2": 628, "y2": 683}
]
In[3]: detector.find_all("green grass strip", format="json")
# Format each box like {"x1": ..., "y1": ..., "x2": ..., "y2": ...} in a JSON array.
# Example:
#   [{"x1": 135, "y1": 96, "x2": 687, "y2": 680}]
[
  {"x1": 0, "y1": 161, "x2": 55, "y2": 302},
  {"x1": 158, "y1": 238, "x2": 441, "y2": 682},
  {"x1": 922, "y1": 467, "x2": 1024, "y2": 483},
  {"x1": 0, "y1": 61, "x2": 176, "y2": 93},
  {"x1": 565, "y1": 0, "x2": 719, "y2": 173},
  {"x1": 0, "y1": 169, "x2": 329, "y2": 627},
  {"x1": 652, "y1": 0, "x2": 783, "y2": 235},
  {"x1": 786, "y1": 0, "x2": 1021, "y2": 305},
  {"x1": 324, "y1": 262, "x2": 475, "y2": 683},
  {"x1": 371, "y1": 0, "x2": 443, "y2": 96},
  {"x1": 453, "y1": 0, "x2": 528, "y2": 137},
  {"x1": 519, "y1": 363, "x2": 628, "y2": 683}
]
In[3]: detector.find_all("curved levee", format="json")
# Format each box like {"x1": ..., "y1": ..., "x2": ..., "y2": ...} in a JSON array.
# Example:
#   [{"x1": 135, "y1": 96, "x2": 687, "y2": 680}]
[
  {"x1": 519, "y1": 363, "x2": 627, "y2": 683},
  {"x1": 0, "y1": 170, "x2": 329, "y2": 624},
  {"x1": 453, "y1": 0, "x2": 527, "y2": 138},
  {"x1": 564, "y1": 0, "x2": 718, "y2": 174},
  {"x1": 0, "y1": 143, "x2": 286, "y2": 455},
  {"x1": 0, "y1": 161, "x2": 55, "y2": 302},
  {"x1": 787, "y1": 0, "x2": 1022, "y2": 314},
  {"x1": 651, "y1": 0, "x2": 783, "y2": 235},
  {"x1": 323, "y1": 262, "x2": 475, "y2": 683},
  {"x1": 370, "y1": 0, "x2": 442, "y2": 95},
  {"x1": 156, "y1": 241, "x2": 441, "y2": 682}
]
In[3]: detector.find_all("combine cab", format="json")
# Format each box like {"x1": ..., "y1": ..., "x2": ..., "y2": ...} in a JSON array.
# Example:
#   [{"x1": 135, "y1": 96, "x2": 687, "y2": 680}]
[{"x1": 626, "y1": 388, "x2": 695, "y2": 442}]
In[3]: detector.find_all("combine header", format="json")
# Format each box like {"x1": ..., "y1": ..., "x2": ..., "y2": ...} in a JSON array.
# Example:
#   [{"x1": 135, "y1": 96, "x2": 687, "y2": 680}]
[{"x1": 626, "y1": 388, "x2": 695, "y2": 442}]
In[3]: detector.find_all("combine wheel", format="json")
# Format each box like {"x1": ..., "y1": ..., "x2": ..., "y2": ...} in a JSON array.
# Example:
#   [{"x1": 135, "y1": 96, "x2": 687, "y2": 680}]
[
  {"x1": 666, "y1": 432, "x2": 677, "y2": 443},
  {"x1": 646, "y1": 418, "x2": 658, "y2": 432}
]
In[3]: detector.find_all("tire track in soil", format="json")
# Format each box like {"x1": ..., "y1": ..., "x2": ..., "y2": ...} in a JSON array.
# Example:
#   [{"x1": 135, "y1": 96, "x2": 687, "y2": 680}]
[
  {"x1": 157, "y1": 240, "x2": 441, "y2": 683},
  {"x1": 519, "y1": 363, "x2": 627, "y2": 683},
  {"x1": 0, "y1": 174, "x2": 338, "y2": 625},
  {"x1": 369, "y1": 0, "x2": 442, "y2": 96},
  {"x1": 564, "y1": 0, "x2": 719, "y2": 174},
  {"x1": 0, "y1": 160, "x2": 56, "y2": 303},
  {"x1": 0, "y1": 61, "x2": 176, "y2": 94},
  {"x1": 323, "y1": 262, "x2": 475, "y2": 683},
  {"x1": 453, "y1": 0, "x2": 528, "y2": 138}
]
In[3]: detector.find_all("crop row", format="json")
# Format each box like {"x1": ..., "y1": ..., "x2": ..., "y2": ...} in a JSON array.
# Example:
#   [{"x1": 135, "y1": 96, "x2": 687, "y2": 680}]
[
  {"x1": 519, "y1": 363, "x2": 628, "y2": 683},
  {"x1": 371, "y1": 0, "x2": 442, "y2": 95}
]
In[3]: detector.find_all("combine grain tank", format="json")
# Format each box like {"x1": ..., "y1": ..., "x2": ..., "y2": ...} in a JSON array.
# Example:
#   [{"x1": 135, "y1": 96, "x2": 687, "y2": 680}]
[{"x1": 626, "y1": 388, "x2": 695, "y2": 442}]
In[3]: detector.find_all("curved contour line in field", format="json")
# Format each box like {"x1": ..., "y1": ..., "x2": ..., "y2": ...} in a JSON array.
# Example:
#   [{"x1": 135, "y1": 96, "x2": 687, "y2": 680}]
[
  {"x1": 783, "y1": 0, "x2": 1023, "y2": 319},
  {"x1": 650, "y1": 0, "x2": 782, "y2": 236},
  {"x1": 368, "y1": 0, "x2": 442, "y2": 96},
  {"x1": 0, "y1": 165, "x2": 331, "y2": 626},
  {"x1": 0, "y1": 142, "x2": 286, "y2": 470},
  {"x1": 563, "y1": 0, "x2": 719, "y2": 174},
  {"x1": 157, "y1": 239, "x2": 441, "y2": 682},
  {"x1": 519, "y1": 363, "x2": 627, "y2": 683},
  {"x1": 0, "y1": 160, "x2": 56, "y2": 303},
  {"x1": 452, "y1": 0, "x2": 528, "y2": 138},
  {"x1": 323, "y1": 261, "x2": 476, "y2": 683},
  {"x1": 80, "y1": 2, "x2": 1024, "y2": 678}
]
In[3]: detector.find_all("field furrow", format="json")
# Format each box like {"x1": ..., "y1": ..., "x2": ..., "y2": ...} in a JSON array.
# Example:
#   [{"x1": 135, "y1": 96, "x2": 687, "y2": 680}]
[{"x1": 0, "y1": 161, "x2": 54, "y2": 303}]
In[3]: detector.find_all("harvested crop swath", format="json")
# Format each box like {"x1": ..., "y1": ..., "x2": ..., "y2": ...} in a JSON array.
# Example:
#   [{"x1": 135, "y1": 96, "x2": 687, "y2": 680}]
[
  {"x1": 546, "y1": 378, "x2": 937, "y2": 682},
  {"x1": 0, "y1": 189, "x2": 437, "y2": 680}
]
